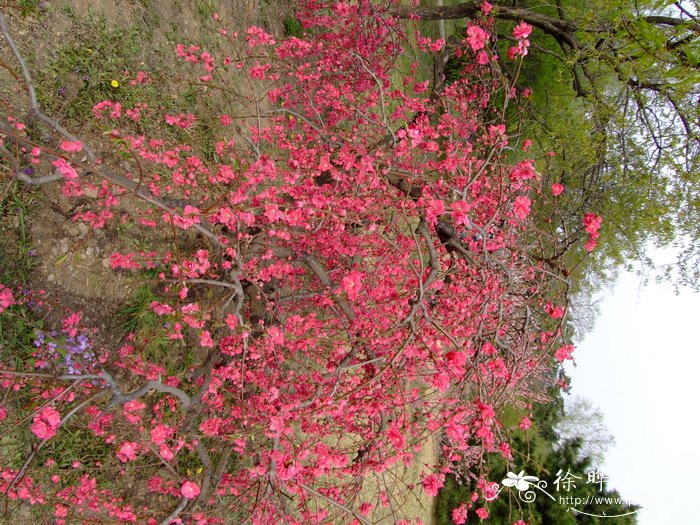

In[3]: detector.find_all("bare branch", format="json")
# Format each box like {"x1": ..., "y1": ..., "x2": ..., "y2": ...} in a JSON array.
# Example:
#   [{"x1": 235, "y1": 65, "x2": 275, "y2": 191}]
[
  {"x1": 158, "y1": 496, "x2": 189, "y2": 525},
  {"x1": 391, "y1": 2, "x2": 579, "y2": 49},
  {"x1": 299, "y1": 483, "x2": 372, "y2": 525},
  {"x1": 301, "y1": 254, "x2": 356, "y2": 322},
  {"x1": 0, "y1": 11, "x2": 37, "y2": 107}
]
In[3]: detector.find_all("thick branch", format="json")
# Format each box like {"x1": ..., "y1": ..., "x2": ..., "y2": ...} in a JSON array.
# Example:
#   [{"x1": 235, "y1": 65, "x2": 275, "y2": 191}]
[
  {"x1": 101, "y1": 369, "x2": 192, "y2": 408},
  {"x1": 391, "y1": 2, "x2": 579, "y2": 49},
  {"x1": 301, "y1": 254, "x2": 356, "y2": 322}
]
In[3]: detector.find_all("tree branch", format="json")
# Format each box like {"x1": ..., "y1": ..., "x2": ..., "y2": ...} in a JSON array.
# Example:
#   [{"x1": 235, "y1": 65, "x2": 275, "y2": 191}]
[{"x1": 391, "y1": 1, "x2": 579, "y2": 49}]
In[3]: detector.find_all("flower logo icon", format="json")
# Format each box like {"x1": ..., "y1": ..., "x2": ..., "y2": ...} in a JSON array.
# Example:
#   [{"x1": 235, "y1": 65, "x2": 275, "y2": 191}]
[{"x1": 502, "y1": 471, "x2": 539, "y2": 491}]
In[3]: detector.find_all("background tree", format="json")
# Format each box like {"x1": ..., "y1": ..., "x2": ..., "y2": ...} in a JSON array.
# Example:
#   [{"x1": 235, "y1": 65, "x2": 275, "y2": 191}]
[
  {"x1": 555, "y1": 396, "x2": 614, "y2": 466},
  {"x1": 435, "y1": 396, "x2": 638, "y2": 524},
  {"x1": 395, "y1": 0, "x2": 700, "y2": 292}
]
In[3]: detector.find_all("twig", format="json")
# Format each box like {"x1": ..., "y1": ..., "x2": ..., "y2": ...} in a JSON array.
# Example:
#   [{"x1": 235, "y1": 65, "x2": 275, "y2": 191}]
[
  {"x1": 0, "y1": 369, "x2": 104, "y2": 381},
  {"x1": 300, "y1": 254, "x2": 355, "y2": 322},
  {"x1": 0, "y1": 11, "x2": 37, "y2": 108},
  {"x1": 299, "y1": 483, "x2": 372, "y2": 525},
  {"x1": 99, "y1": 369, "x2": 191, "y2": 408},
  {"x1": 158, "y1": 496, "x2": 189, "y2": 525},
  {"x1": 4, "y1": 392, "x2": 102, "y2": 503}
]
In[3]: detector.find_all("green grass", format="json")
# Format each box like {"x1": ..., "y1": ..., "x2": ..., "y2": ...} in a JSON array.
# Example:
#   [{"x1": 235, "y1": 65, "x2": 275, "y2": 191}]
[
  {"x1": 0, "y1": 181, "x2": 42, "y2": 368},
  {"x1": 117, "y1": 284, "x2": 195, "y2": 371},
  {"x1": 35, "y1": 13, "x2": 152, "y2": 121},
  {"x1": 0, "y1": 182, "x2": 38, "y2": 285},
  {"x1": 283, "y1": 16, "x2": 304, "y2": 38},
  {"x1": 16, "y1": 0, "x2": 42, "y2": 16}
]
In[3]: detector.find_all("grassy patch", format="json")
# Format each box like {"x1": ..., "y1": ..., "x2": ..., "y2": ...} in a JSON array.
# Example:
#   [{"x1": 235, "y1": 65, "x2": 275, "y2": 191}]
[
  {"x1": 35, "y1": 14, "x2": 148, "y2": 121},
  {"x1": 117, "y1": 284, "x2": 196, "y2": 371},
  {"x1": 283, "y1": 15, "x2": 303, "y2": 38},
  {"x1": 0, "y1": 182, "x2": 38, "y2": 286}
]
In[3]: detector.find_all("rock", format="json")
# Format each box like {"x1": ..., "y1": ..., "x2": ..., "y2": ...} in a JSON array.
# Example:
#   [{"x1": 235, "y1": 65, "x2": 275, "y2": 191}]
[{"x1": 84, "y1": 186, "x2": 99, "y2": 199}]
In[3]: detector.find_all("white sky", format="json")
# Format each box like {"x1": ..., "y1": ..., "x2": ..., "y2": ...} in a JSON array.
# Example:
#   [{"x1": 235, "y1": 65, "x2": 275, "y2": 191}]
[{"x1": 564, "y1": 250, "x2": 700, "y2": 524}]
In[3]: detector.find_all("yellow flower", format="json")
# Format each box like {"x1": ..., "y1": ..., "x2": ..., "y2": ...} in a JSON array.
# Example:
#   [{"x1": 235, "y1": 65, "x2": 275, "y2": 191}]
[{"x1": 110, "y1": 80, "x2": 119, "y2": 88}]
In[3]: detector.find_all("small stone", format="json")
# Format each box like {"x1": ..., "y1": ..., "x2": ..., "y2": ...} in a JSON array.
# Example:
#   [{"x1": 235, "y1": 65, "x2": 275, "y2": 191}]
[{"x1": 84, "y1": 186, "x2": 99, "y2": 199}]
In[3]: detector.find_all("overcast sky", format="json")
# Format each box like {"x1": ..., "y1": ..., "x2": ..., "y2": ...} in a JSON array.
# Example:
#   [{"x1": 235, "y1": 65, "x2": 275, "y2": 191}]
[{"x1": 564, "y1": 249, "x2": 700, "y2": 524}]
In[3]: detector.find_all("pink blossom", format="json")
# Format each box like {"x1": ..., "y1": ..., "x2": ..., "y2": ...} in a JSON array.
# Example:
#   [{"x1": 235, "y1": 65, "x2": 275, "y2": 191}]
[
  {"x1": 451, "y1": 200, "x2": 472, "y2": 227},
  {"x1": 54, "y1": 504, "x2": 69, "y2": 518},
  {"x1": 200, "y1": 330, "x2": 214, "y2": 348},
  {"x1": 150, "y1": 301, "x2": 174, "y2": 315},
  {"x1": 123, "y1": 399, "x2": 146, "y2": 413},
  {"x1": 429, "y1": 38, "x2": 445, "y2": 52},
  {"x1": 583, "y1": 213, "x2": 602, "y2": 234},
  {"x1": 555, "y1": 344, "x2": 575, "y2": 362},
  {"x1": 499, "y1": 442, "x2": 512, "y2": 459},
  {"x1": 510, "y1": 160, "x2": 536, "y2": 181},
  {"x1": 246, "y1": 26, "x2": 275, "y2": 47},
  {"x1": 481, "y1": 1, "x2": 493, "y2": 15},
  {"x1": 432, "y1": 372, "x2": 451, "y2": 392},
  {"x1": 164, "y1": 113, "x2": 196, "y2": 129},
  {"x1": 452, "y1": 503, "x2": 468, "y2": 524},
  {"x1": 0, "y1": 285, "x2": 15, "y2": 313},
  {"x1": 508, "y1": 39, "x2": 530, "y2": 59},
  {"x1": 414, "y1": 80, "x2": 430, "y2": 94},
  {"x1": 445, "y1": 351, "x2": 467, "y2": 372},
  {"x1": 466, "y1": 25, "x2": 489, "y2": 52},
  {"x1": 422, "y1": 473, "x2": 444, "y2": 497},
  {"x1": 545, "y1": 302, "x2": 565, "y2": 319},
  {"x1": 52, "y1": 158, "x2": 78, "y2": 179},
  {"x1": 488, "y1": 124, "x2": 506, "y2": 139},
  {"x1": 482, "y1": 342, "x2": 497, "y2": 356},
  {"x1": 62, "y1": 312, "x2": 81, "y2": 337},
  {"x1": 341, "y1": 271, "x2": 363, "y2": 301},
  {"x1": 32, "y1": 407, "x2": 61, "y2": 440},
  {"x1": 181, "y1": 481, "x2": 201, "y2": 499},
  {"x1": 159, "y1": 444, "x2": 174, "y2": 461},
  {"x1": 59, "y1": 140, "x2": 83, "y2": 152},
  {"x1": 584, "y1": 238, "x2": 598, "y2": 252},
  {"x1": 116, "y1": 442, "x2": 138, "y2": 462},
  {"x1": 513, "y1": 196, "x2": 531, "y2": 220},
  {"x1": 551, "y1": 183, "x2": 565, "y2": 196},
  {"x1": 387, "y1": 423, "x2": 405, "y2": 450},
  {"x1": 519, "y1": 416, "x2": 532, "y2": 430},
  {"x1": 150, "y1": 424, "x2": 173, "y2": 445},
  {"x1": 513, "y1": 22, "x2": 533, "y2": 40},
  {"x1": 421, "y1": 198, "x2": 445, "y2": 225},
  {"x1": 359, "y1": 502, "x2": 373, "y2": 516},
  {"x1": 109, "y1": 252, "x2": 141, "y2": 270},
  {"x1": 476, "y1": 507, "x2": 489, "y2": 519}
]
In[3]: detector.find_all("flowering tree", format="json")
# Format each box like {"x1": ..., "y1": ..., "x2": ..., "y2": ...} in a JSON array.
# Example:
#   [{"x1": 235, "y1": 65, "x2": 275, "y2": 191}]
[{"x1": 0, "y1": 2, "x2": 600, "y2": 523}]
